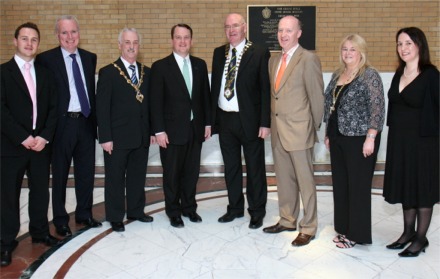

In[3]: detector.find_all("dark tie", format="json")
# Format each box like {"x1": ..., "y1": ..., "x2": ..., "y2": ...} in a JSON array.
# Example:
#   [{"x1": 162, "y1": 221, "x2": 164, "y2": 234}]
[
  {"x1": 129, "y1": 64, "x2": 138, "y2": 85},
  {"x1": 224, "y1": 48, "x2": 237, "y2": 101},
  {"x1": 70, "y1": 54, "x2": 90, "y2": 117}
]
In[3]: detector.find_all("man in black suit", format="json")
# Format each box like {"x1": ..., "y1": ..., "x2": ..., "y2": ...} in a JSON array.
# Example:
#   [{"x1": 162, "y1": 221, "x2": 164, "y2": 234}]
[
  {"x1": 150, "y1": 24, "x2": 211, "y2": 228},
  {"x1": 1, "y1": 22, "x2": 59, "y2": 267},
  {"x1": 211, "y1": 13, "x2": 271, "y2": 229},
  {"x1": 96, "y1": 28, "x2": 153, "y2": 232},
  {"x1": 36, "y1": 15, "x2": 101, "y2": 237}
]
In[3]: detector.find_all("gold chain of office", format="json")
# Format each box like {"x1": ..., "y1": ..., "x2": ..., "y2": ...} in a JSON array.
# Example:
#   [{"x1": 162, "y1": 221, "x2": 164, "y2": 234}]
[{"x1": 112, "y1": 63, "x2": 146, "y2": 103}]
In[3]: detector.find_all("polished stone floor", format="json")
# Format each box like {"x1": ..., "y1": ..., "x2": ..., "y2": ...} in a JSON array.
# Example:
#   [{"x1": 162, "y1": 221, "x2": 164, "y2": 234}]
[
  {"x1": 3, "y1": 186, "x2": 439, "y2": 279},
  {"x1": 2, "y1": 132, "x2": 439, "y2": 278}
]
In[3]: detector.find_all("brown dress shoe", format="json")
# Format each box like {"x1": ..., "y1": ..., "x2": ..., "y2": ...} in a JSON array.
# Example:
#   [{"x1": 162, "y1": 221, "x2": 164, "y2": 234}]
[
  {"x1": 291, "y1": 233, "x2": 315, "y2": 246},
  {"x1": 263, "y1": 223, "x2": 296, "y2": 234}
]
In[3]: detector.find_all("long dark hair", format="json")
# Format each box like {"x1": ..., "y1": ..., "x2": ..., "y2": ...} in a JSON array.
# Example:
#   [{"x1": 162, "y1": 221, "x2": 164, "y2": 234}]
[{"x1": 395, "y1": 27, "x2": 435, "y2": 75}]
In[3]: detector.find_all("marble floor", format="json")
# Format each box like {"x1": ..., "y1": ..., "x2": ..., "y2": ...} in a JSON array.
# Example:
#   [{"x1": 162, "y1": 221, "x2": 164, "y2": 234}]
[
  {"x1": 2, "y1": 135, "x2": 439, "y2": 279},
  {"x1": 6, "y1": 187, "x2": 440, "y2": 279}
]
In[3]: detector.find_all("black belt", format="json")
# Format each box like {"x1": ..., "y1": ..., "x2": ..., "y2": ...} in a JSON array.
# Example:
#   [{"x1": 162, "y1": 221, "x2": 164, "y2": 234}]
[
  {"x1": 66, "y1": 112, "x2": 84, "y2": 118},
  {"x1": 219, "y1": 108, "x2": 239, "y2": 114}
]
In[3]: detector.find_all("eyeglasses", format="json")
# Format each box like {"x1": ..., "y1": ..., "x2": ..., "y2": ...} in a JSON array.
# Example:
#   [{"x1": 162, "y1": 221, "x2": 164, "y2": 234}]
[{"x1": 224, "y1": 23, "x2": 244, "y2": 30}]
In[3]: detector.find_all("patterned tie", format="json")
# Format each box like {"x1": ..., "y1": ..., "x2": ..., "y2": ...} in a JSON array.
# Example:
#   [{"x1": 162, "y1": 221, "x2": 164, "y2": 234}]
[
  {"x1": 275, "y1": 53, "x2": 288, "y2": 91},
  {"x1": 23, "y1": 62, "x2": 37, "y2": 128},
  {"x1": 70, "y1": 54, "x2": 90, "y2": 117},
  {"x1": 182, "y1": 58, "x2": 192, "y2": 96},
  {"x1": 224, "y1": 48, "x2": 237, "y2": 101},
  {"x1": 129, "y1": 64, "x2": 138, "y2": 85}
]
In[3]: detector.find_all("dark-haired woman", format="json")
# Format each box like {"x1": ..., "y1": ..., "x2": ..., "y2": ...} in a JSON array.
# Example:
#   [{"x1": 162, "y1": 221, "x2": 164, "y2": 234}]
[{"x1": 383, "y1": 27, "x2": 439, "y2": 257}]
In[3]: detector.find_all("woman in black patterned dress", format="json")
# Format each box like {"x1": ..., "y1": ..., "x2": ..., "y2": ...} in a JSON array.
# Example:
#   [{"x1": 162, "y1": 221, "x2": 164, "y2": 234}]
[{"x1": 383, "y1": 27, "x2": 439, "y2": 257}]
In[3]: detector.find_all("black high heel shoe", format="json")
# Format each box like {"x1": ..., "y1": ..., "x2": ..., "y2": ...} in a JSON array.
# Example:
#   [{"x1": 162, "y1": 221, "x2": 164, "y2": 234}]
[
  {"x1": 386, "y1": 234, "x2": 416, "y2": 250},
  {"x1": 398, "y1": 240, "x2": 429, "y2": 257}
]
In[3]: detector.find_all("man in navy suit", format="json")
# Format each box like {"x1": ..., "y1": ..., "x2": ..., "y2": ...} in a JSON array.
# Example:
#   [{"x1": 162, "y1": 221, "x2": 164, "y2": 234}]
[
  {"x1": 150, "y1": 24, "x2": 211, "y2": 228},
  {"x1": 1, "y1": 22, "x2": 59, "y2": 267},
  {"x1": 211, "y1": 13, "x2": 271, "y2": 229},
  {"x1": 96, "y1": 28, "x2": 153, "y2": 232},
  {"x1": 36, "y1": 15, "x2": 101, "y2": 237}
]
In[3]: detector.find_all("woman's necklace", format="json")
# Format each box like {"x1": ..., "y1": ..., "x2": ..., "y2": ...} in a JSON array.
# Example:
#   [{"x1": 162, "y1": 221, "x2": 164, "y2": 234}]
[
  {"x1": 329, "y1": 69, "x2": 358, "y2": 114},
  {"x1": 403, "y1": 66, "x2": 418, "y2": 78}
]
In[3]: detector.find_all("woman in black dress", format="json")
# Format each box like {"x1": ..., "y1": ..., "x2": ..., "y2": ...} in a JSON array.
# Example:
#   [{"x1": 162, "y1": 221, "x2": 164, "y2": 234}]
[{"x1": 383, "y1": 27, "x2": 439, "y2": 257}]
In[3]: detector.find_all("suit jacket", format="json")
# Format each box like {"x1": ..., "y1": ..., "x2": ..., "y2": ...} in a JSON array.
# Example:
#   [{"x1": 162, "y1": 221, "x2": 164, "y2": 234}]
[
  {"x1": 96, "y1": 58, "x2": 150, "y2": 149},
  {"x1": 1, "y1": 58, "x2": 57, "y2": 156},
  {"x1": 269, "y1": 46, "x2": 324, "y2": 151},
  {"x1": 36, "y1": 47, "x2": 97, "y2": 141},
  {"x1": 150, "y1": 54, "x2": 211, "y2": 145},
  {"x1": 211, "y1": 42, "x2": 271, "y2": 140}
]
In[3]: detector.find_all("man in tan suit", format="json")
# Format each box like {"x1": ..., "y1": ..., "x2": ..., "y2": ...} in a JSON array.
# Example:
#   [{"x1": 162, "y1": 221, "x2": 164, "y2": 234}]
[{"x1": 263, "y1": 15, "x2": 324, "y2": 246}]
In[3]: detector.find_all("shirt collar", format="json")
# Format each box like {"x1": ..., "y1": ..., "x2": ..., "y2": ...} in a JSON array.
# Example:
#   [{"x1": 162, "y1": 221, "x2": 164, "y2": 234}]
[
  {"x1": 173, "y1": 52, "x2": 190, "y2": 65},
  {"x1": 61, "y1": 47, "x2": 79, "y2": 59},
  {"x1": 120, "y1": 56, "x2": 137, "y2": 70},
  {"x1": 283, "y1": 44, "x2": 300, "y2": 60},
  {"x1": 14, "y1": 55, "x2": 34, "y2": 69},
  {"x1": 230, "y1": 39, "x2": 246, "y2": 55}
]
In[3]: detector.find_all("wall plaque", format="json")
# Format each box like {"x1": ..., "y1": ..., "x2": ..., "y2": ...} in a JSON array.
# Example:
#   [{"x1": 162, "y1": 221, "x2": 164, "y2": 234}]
[{"x1": 247, "y1": 5, "x2": 316, "y2": 51}]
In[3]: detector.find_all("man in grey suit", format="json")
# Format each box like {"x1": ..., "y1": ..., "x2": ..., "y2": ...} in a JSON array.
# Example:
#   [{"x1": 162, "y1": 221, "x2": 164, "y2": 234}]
[{"x1": 263, "y1": 16, "x2": 324, "y2": 246}]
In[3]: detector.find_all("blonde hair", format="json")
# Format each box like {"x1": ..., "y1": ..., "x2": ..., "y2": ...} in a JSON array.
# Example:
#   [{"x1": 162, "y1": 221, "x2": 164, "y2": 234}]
[{"x1": 334, "y1": 34, "x2": 371, "y2": 78}]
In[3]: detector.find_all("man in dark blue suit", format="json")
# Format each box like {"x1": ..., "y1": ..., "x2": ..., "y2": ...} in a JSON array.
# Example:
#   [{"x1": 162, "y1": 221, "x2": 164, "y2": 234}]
[
  {"x1": 1, "y1": 22, "x2": 59, "y2": 267},
  {"x1": 36, "y1": 15, "x2": 101, "y2": 237},
  {"x1": 150, "y1": 24, "x2": 211, "y2": 228},
  {"x1": 211, "y1": 13, "x2": 271, "y2": 229},
  {"x1": 96, "y1": 28, "x2": 153, "y2": 232}
]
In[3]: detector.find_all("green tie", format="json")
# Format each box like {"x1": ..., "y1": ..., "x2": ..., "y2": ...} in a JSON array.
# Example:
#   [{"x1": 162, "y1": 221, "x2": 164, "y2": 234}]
[
  {"x1": 182, "y1": 58, "x2": 193, "y2": 120},
  {"x1": 183, "y1": 58, "x2": 192, "y2": 96}
]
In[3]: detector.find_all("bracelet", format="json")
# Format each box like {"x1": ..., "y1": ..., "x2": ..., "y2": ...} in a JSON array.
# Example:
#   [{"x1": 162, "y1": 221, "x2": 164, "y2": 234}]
[{"x1": 366, "y1": 134, "x2": 376, "y2": 139}]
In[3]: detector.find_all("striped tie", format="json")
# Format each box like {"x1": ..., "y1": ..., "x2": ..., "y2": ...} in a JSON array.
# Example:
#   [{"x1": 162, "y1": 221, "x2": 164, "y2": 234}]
[
  {"x1": 224, "y1": 48, "x2": 237, "y2": 101},
  {"x1": 129, "y1": 64, "x2": 138, "y2": 85}
]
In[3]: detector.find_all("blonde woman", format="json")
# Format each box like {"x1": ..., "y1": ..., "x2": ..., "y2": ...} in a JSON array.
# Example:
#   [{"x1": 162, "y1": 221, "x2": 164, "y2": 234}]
[{"x1": 323, "y1": 34, "x2": 385, "y2": 248}]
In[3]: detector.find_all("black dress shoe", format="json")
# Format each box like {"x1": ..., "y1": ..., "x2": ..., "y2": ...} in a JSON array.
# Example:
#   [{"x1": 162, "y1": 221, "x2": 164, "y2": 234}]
[
  {"x1": 110, "y1": 222, "x2": 125, "y2": 232},
  {"x1": 249, "y1": 216, "x2": 263, "y2": 229},
  {"x1": 1, "y1": 251, "x2": 12, "y2": 267},
  {"x1": 55, "y1": 224, "x2": 72, "y2": 237},
  {"x1": 76, "y1": 218, "x2": 102, "y2": 228},
  {"x1": 182, "y1": 212, "x2": 202, "y2": 223},
  {"x1": 127, "y1": 215, "x2": 153, "y2": 223},
  {"x1": 263, "y1": 223, "x2": 296, "y2": 233},
  {"x1": 386, "y1": 235, "x2": 415, "y2": 250},
  {"x1": 170, "y1": 216, "x2": 184, "y2": 228},
  {"x1": 32, "y1": 234, "x2": 60, "y2": 247},
  {"x1": 399, "y1": 240, "x2": 429, "y2": 257},
  {"x1": 218, "y1": 212, "x2": 244, "y2": 223}
]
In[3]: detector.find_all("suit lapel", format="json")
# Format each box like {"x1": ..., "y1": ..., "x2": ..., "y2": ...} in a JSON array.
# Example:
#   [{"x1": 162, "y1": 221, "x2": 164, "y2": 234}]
[
  {"x1": 78, "y1": 49, "x2": 92, "y2": 94},
  {"x1": 168, "y1": 54, "x2": 191, "y2": 98},
  {"x1": 236, "y1": 44, "x2": 254, "y2": 78},
  {"x1": 189, "y1": 56, "x2": 199, "y2": 97},
  {"x1": 54, "y1": 47, "x2": 70, "y2": 90},
  {"x1": 8, "y1": 59, "x2": 33, "y2": 103},
  {"x1": 277, "y1": 46, "x2": 303, "y2": 93}
]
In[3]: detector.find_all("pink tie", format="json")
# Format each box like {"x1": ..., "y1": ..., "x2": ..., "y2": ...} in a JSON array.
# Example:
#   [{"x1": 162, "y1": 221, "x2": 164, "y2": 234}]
[
  {"x1": 24, "y1": 62, "x2": 37, "y2": 128},
  {"x1": 275, "y1": 53, "x2": 288, "y2": 91}
]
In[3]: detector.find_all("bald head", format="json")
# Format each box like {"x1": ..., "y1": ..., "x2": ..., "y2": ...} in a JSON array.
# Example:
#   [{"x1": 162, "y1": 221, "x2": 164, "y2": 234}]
[
  {"x1": 277, "y1": 15, "x2": 302, "y2": 52},
  {"x1": 224, "y1": 13, "x2": 247, "y2": 47}
]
